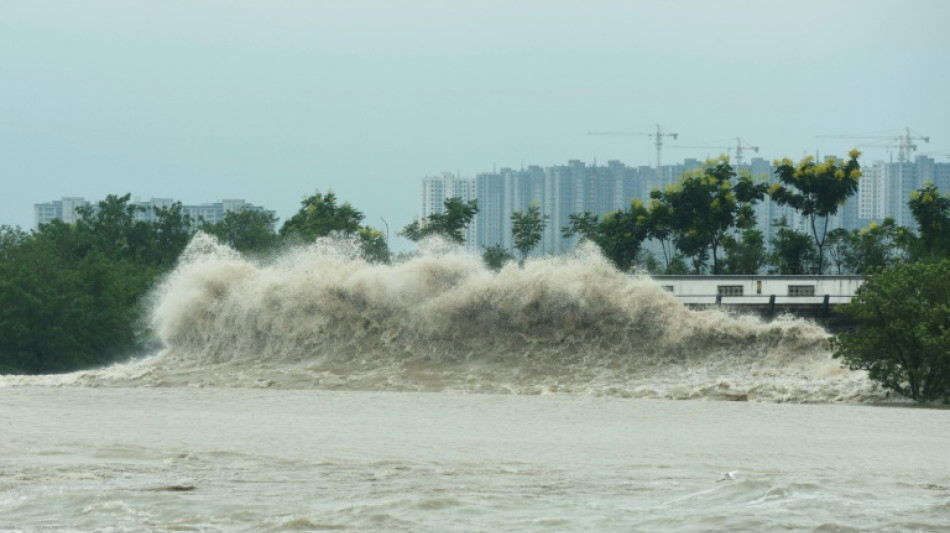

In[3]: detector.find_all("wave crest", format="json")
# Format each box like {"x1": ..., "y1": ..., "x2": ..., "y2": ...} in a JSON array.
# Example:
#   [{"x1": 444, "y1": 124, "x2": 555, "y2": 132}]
[{"x1": 4, "y1": 234, "x2": 885, "y2": 402}]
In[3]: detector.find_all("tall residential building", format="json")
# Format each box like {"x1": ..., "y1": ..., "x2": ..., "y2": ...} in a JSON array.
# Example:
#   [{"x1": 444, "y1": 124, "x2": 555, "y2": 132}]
[{"x1": 857, "y1": 161, "x2": 886, "y2": 222}]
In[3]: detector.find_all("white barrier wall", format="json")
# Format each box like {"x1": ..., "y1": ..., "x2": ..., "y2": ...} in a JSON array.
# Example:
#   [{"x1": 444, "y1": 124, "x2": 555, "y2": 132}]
[{"x1": 648, "y1": 275, "x2": 864, "y2": 305}]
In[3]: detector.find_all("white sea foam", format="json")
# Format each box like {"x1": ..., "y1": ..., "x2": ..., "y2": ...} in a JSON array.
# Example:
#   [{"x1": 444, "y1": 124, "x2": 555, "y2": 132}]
[{"x1": 1, "y1": 233, "x2": 887, "y2": 402}]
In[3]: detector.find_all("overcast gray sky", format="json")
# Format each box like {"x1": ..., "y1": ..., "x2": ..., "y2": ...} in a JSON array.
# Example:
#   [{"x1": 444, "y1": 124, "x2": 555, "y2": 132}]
[{"x1": 2, "y1": 0, "x2": 947, "y2": 249}]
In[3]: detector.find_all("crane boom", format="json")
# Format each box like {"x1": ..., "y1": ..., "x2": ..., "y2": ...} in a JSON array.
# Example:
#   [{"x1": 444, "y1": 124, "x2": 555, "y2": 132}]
[
  {"x1": 588, "y1": 123, "x2": 678, "y2": 171},
  {"x1": 666, "y1": 137, "x2": 759, "y2": 167},
  {"x1": 817, "y1": 127, "x2": 929, "y2": 162}
]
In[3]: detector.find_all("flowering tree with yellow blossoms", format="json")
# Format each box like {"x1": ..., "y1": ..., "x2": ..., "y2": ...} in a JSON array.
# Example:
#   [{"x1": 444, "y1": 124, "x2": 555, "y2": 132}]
[
  {"x1": 650, "y1": 156, "x2": 767, "y2": 274},
  {"x1": 768, "y1": 149, "x2": 862, "y2": 274}
]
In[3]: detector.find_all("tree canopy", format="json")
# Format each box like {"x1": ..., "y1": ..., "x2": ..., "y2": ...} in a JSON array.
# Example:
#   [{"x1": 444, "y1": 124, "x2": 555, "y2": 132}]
[
  {"x1": 280, "y1": 191, "x2": 364, "y2": 240},
  {"x1": 768, "y1": 217, "x2": 818, "y2": 275},
  {"x1": 400, "y1": 197, "x2": 478, "y2": 244},
  {"x1": 203, "y1": 209, "x2": 279, "y2": 255},
  {"x1": 562, "y1": 200, "x2": 650, "y2": 272},
  {"x1": 908, "y1": 184, "x2": 950, "y2": 259},
  {"x1": 833, "y1": 259, "x2": 950, "y2": 403},
  {"x1": 650, "y1": 156, "x2": 767, "y2": 274},
  {"x1": 769, "y1": 150, "x2": 861, "y2": 274},
  {"x1": 281, "y1": 190, "x2": 390, "y2": 262}
]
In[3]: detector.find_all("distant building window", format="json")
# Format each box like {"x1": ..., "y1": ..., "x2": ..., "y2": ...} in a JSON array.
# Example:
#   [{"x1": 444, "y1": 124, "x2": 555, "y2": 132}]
[
  {"x1": 662, "y1": 285, "x2": 674, "y2": 293},
  {"x1": 717, "y1": 285, "x2": 743, "y2": 297},
  {"x1": 788, "y1": 285, "x2": 816, "y2": 297}
]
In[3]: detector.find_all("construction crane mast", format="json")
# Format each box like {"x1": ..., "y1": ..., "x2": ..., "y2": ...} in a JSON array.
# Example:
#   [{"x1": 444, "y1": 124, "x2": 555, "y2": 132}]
[
  {"x1": 817, "y1": 127, "x2": 930, "y2": 163},
  {"x1": 734, "y1": 138, "x2": 760, "y2": 168},
  {"x1": 588, "y1": 123, "x2": 679, "y2": 171}
]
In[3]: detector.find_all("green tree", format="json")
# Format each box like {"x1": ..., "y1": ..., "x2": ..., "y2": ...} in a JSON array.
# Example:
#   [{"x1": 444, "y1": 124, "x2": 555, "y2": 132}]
[
  {"x1": 280, "y1": 190, "x2": 389, "y2": 262},
  {"x1": 651, "y1": 156, "x2": 767, "y2": 273},
  {"x1": 358, "y1": 226, "x2": 391, "y2": 264},
  {"x1": 562, "y1": 211, "x2": 600, "y2": 243},
  {"x1": 280, "y1": 190, "x2": 362, "y2": 240},
  {"x1": 75, "y1": 193, "x2": 151, "y2": 263},
  {"x1": 511, "y1": 204, "x2": 548, "y2": 264},
  {"x1": 908, "y1": 184, "x2": 950, "y2": 259},
  {"x1": 482, "y1": 244, "x2": 514, "y2": 271},
  {"x1": 400, "y1": 197, "x2": 478, "y2": 244},
  {"x1": 769, "y1": 150, "x2": 862, "y2": 274},
  {"x1": 644, "y1": 197, "x2": 677, "y2": 271},
  {"x1": 825, "y1": 228, "x2": 852, "y2": 274},
  {"x1": 146, "y1": 202, "x2": 196, "y2": 267},
  {"x1": 832, "y1": 260, "x2": 950, "y2": 403},
  {"x1": 203, "y1": 209, "x2": 279, "y2": 254},
  {"x1": 843, "y1": 219, "x2": 910, "y2": 274},
  {"x1": 562, "y1": 200, "x2": 651, "y2": 272},
  {"x1": 0, "y1": 228, "x2": 143, "y2": 374},
  {"x1": 768, "y1": 217, "x2": 818, "y2": 275},
  {"x1": 722, "y1": 229, "x2": 767, "y2": 274}
]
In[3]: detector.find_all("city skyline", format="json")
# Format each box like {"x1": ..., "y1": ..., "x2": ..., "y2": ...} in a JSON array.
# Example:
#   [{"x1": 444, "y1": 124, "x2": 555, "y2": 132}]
[
  {"x1": 2, "y1": 1, "x2": 948, "y2": 252},
  {"x1": 26, "y1": 152, "x2": 950, "y2": 257},
  {"x1": 34, "y1": 196, "x2": 275, "y2": 229},
  {"x1": 421, "y1": 154, "x2": 950, "y2": 260}
]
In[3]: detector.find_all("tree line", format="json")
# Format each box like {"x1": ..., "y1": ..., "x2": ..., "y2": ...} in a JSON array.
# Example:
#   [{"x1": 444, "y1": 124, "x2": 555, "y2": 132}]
[
  {"x1": 421, "y1": 152, "x2": 873, "y2": 275},
  {"x1": 406, "y1": 152, "x2": 941, "y2": 278},
  {"x1": 3, "y1": 153, "x2": 950, "y2": 403},
  {"x1": 0, "y1": 191, "x2": 385, "y2": 374}
]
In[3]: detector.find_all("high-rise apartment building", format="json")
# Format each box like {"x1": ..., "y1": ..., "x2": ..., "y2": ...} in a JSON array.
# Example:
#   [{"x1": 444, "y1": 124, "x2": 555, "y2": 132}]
[{"x1": 853, "y1": 156, "x2": 950, "y2": 229}]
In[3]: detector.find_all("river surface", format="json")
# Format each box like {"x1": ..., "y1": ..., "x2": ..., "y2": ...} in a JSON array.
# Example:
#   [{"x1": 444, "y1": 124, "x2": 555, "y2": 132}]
[{"x1": 3, "y1": 387, "x2": 949, "y2": 532}]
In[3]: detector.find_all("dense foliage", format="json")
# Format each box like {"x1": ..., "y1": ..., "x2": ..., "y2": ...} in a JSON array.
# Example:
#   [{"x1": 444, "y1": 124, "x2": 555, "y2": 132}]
[
  {"x1": 281, "y1": 190, "x2": 390, "y2": 263},
  {"x1": 481, "y1": 244, "x2": 514, "y2": 271},
  {"x1": 563, "y1": 201, "x2": 650, "y2": 273},
  {"x1": 832, "y1": 260, "x2": 950, "y2": 403},
  {"x1": 400, "y1": 197, "x2": 478, "y2": 245},
  {"x1": 825, "y1": 186, "x2": 950, "y2": 403},
  {"x1": 908, "y1": 184, "x2": 950, "y2": 259},
  {"x1": 650, "y1": 156, "x2": 768, "y2": 274},
  {"x1": 0, "y1": 191, "x2": 390, "y2": 375},
  {"x1": 203, "y1": 209, "x2": 280, "y2": 255},
  {"x1": 768, "y1": 217, "x2": 819, "y2": 274},
  {"x1": 0, "y1": 194, "x2": 187, "y2": 374}
]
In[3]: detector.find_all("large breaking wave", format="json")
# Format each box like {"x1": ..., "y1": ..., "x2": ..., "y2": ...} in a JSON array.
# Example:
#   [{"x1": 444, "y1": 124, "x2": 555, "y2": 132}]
[{"x1": 1, "y1": 233, "x2": 886, "y2": 402}]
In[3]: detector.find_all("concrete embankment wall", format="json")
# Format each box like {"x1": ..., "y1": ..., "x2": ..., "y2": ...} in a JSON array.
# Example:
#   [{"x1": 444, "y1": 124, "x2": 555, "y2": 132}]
[{"x1": 651, "y1": 275, "x2": 864, "y2": 334}]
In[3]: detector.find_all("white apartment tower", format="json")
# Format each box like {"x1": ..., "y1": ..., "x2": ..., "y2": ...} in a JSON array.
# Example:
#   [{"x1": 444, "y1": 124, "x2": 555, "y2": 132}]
[
  {"x1": 420, "y1": 172, "x2": 477, "y2": 251},
  {"x1": 34, "y1": 197, "x2": 87, "y2": 226}
]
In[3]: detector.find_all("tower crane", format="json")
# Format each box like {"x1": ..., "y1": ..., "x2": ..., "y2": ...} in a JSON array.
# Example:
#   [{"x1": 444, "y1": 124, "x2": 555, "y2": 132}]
[
  {"x1": 588, "y1": 123, "x2": 679, "y2": 171},
  {"x1": 733, "y1": 138, "x2": 760, "y2": 168},
  {"x1": 817, "y1": 127, "x2": 929, "y2": 163},
  {"x1": 855, "y1": 141, "x2": 914, "y2": 163},
  {"x1": 667, "y1": 138, "x2": 760, "y2": 167}
]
